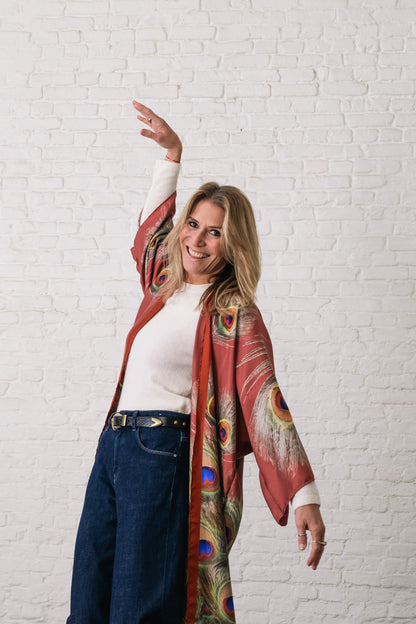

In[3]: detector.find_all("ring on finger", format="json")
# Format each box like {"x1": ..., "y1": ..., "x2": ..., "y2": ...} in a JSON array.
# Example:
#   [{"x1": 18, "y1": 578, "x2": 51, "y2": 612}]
[
  {"x1": 312, "y1": 540, "x2": 327, "y2": 546},
  {"x1": 298, "y1": 533, "x2": 307, "y2": 537}
]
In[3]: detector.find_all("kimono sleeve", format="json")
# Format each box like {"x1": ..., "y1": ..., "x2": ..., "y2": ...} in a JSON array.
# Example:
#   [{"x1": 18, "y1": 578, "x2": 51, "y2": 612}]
[
  {"x1": 130, "y1": 192, "x2": 176, "y2": 293},
  {"x1": 235, "y1": 306, "x2": 315, "y2": 526}
]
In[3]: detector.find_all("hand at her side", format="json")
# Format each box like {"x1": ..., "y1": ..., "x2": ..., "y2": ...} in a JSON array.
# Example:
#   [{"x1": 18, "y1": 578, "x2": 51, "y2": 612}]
[
  {"x1": 295, "y1": 504, "x2": 326, "y2": 570},
  {"x1": 132, "y1": 100, "x2": 182, "y2": 162}
]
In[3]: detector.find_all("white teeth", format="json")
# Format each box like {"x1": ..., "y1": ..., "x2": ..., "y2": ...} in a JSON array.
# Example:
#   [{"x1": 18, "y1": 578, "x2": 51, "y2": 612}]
[{"x1": 188, "y1": 247, "x2": 208, "y2": 259}]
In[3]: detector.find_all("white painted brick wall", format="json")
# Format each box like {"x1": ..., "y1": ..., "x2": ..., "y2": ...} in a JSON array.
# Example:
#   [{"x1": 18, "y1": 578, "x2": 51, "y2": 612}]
[{"x1": 1, "y1": 1, "x2": 415, "y2": 622}]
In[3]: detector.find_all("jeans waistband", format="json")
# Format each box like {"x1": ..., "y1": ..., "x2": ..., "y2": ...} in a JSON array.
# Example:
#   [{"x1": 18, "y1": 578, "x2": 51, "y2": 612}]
[{"x1": 107, "y1": 410, "x2": 190, "y2": 432}]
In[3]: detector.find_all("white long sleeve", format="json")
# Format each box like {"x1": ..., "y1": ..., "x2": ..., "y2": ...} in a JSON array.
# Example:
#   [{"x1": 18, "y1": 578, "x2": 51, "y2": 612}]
[
  {"x1": 140, "y1": 159, "x2": 180, "y2": 224},
  {"x1": 291, "y1": 480, "x2": 321, "y2": 511}
]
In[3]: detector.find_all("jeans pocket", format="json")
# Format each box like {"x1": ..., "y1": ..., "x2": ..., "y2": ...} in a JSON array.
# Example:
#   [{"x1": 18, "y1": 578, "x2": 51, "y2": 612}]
[{"x1": 136, "y1": 427, "x2": 184, "y2": 458}]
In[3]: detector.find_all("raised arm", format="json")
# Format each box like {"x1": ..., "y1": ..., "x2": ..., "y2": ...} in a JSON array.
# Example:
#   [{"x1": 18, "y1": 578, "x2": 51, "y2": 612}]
[
  {"x1": 129, "y1": 102, "x2": 182, "y2": 291},
  {"x1": 133, "y1": 101, "x2": 182, "y2": 224}
]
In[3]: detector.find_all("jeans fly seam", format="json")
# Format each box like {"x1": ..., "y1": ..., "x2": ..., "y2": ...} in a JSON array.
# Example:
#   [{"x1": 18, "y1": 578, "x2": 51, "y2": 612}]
[
  {"x1": 161, "y1": 431, "x2": 181, "y2": 607},
  {"x1": 113, "y1": 431, "x2": 119, "y2": 487}
]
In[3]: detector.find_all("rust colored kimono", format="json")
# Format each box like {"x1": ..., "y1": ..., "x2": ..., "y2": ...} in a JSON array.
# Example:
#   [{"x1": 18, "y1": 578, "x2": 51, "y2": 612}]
[{"x1": 104, "y1": 192, "x2": 315, "y2": 624}]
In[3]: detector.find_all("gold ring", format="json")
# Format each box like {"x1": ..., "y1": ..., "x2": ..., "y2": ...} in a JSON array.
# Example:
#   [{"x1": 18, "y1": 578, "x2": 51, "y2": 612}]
[{"x1": 312, "y1": 540, "x2": 327, "y2": 546}]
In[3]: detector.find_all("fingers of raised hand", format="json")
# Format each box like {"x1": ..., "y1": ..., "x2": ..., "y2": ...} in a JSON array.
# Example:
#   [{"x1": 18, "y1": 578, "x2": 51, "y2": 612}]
[
  {"x1": 140, "y1": 128, "x2": 156, "y2": 140},
  {"x1": 132, "y1": 100, "x2": 151, "y2": 117},
  {"x1": 131, "y1": 101, "x2": 182, "y2": 154},
  {"x1": 132, "y1": 100, "x2": 159, "y2": 127}
]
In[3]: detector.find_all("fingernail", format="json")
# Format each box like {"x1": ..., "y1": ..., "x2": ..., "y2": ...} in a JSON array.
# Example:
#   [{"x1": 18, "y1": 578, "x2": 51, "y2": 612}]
[{"x1": 299, "y1": 544, "x2": 306, "y2": 550}]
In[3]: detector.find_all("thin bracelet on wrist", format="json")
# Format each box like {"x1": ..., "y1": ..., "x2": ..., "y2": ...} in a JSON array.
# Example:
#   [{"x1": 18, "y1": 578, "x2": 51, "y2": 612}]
[{"x1": 165, "y1": 155, "x2": 181, "y2": 163}]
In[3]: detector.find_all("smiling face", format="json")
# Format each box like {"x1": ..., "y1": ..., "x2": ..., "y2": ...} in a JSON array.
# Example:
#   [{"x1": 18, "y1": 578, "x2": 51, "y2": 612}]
[{"x1": 179, "y1": 199, "x2": 227, "y2": 284}]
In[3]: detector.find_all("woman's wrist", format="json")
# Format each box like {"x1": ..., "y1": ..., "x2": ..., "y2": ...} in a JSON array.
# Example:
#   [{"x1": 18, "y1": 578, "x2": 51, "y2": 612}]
[
  {"x1": 165, "y1": 154, "x2": 181, "y2": 164},
  {"x1": 165, "y1": 146, "x2": 182, "y2": 163}
]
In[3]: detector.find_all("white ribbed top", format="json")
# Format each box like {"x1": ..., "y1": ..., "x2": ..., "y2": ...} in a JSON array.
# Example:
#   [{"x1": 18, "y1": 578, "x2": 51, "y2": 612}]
[{"x1": 118, "y1": 282, "x2": 209, "y2": 414}]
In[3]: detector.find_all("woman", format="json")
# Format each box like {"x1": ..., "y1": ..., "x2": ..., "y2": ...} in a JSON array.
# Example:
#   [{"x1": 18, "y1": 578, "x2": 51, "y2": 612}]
[{"x1": 67, "y1": 101, "x2": 326, "y2": 624}]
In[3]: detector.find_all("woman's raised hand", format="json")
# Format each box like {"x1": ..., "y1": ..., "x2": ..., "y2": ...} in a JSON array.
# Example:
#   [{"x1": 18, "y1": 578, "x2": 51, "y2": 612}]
[{"x1": 133, "y1": 100, "x2": 182, "y2": 162}]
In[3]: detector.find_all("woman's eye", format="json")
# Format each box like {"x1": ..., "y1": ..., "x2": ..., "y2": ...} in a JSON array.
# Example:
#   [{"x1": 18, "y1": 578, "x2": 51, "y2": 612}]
[
  {"x1": 210, "y1": 229, "x2": 221, "y2": 237},
  {"x1": 188, "y1": 220, "x2": 197, "y2": 228}
]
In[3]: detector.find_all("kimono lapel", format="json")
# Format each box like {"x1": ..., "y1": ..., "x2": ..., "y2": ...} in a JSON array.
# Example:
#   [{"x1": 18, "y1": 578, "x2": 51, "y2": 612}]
[
  {"x1": 186, "y1": 310, "x2": 212, "y2": 624},
  {"x1": 186, "y1": 308, "x2": 239, "y2": 624}
]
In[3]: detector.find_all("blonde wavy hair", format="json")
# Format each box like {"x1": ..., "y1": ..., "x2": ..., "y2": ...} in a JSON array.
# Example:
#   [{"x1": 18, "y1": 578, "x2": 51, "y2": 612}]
[{"x1": 162, "y1": 182, "x2": 261, "y2": 316}]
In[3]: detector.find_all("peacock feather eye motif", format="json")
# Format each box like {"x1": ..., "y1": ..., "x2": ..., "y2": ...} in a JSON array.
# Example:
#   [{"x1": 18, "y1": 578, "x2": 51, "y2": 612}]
[
  {"x1": 218, "y1": 419, "x2": 231, "y2": 449},
  {"x1": 270, "y1": 385, "x2": 293, "y2": 427},
  {"x1": 215, "y1": 306, "x2": 238, "y2": 339},
  {"x1": 198, "y1": 519, "x2": 222, "y2": 568},
  {"x1": 199, "y1": 539, "x2": 215, "y2": 561},
  {"x1": 223, "y1": 595, "x2": 235, "y2": 619},
  {"x1": 151, "y1": 268, "x2": 171, "y2": 292},
  {"x1": 218, "y1": 581, "x2": 235, "y2": 622},
  {"x1": 252, "y1": 378, "x2": 309, "y2": 472},
  {"x1": 201, "y1": 466, "x2": 219, "y2": 493},
  {"x1": 148, "y1": 232, "x2": 158, "y2": 249}
]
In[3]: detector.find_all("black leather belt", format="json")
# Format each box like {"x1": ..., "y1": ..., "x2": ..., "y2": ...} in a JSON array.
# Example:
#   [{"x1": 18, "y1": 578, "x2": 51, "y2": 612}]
[{"x1": 110, "y1": 412, "x2": 189, "y2": 432}]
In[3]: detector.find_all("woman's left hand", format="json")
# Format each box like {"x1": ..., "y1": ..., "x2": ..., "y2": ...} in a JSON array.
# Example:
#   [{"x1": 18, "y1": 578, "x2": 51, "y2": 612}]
[{"x1": 295, "y1": 504, "x2": 326, "y2": 570}]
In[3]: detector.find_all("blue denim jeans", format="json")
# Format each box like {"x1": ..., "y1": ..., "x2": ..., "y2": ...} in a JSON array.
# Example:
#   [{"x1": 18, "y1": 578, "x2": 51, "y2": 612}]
[{"x1": 66, "y1": 410, "x2": 190, "y2": 624}]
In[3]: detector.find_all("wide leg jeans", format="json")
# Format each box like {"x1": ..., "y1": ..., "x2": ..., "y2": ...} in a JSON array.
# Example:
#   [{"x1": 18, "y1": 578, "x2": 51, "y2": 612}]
[{"x1": 66, "y1": 410, "x2": 190, "y2": 624}]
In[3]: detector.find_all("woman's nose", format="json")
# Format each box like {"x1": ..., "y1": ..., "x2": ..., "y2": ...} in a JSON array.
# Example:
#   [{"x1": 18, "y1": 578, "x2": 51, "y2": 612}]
[{"x1": 191, "y1": 230, "x2": 206, "y2": 246}]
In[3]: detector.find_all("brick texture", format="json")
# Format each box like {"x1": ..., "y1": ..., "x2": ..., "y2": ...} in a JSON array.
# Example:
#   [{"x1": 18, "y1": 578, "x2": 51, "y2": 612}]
[{"x1": 1, "y1": 1, "x2": 415, "y2": 622}]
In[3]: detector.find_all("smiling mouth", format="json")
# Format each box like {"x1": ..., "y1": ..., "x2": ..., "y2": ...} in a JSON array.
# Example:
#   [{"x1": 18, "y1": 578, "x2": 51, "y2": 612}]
[{"x1": 187, "y1": 246, "x2": 209, "y2": 259}]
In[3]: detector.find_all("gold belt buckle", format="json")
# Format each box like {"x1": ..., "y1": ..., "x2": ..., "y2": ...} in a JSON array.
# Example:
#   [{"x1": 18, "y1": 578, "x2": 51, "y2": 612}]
[
  {"x1": 150, "y1": 417, "x2": 162, "y2": 427},
  {"x1": 112, "y1": 413, "x2": 127, "y2": 431}
]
